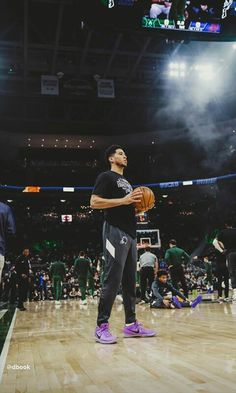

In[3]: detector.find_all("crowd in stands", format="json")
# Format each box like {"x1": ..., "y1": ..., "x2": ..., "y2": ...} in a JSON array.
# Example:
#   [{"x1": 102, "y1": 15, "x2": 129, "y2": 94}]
[{"x1": 0, "y1": 242, "x2": 227, "y2": 308}]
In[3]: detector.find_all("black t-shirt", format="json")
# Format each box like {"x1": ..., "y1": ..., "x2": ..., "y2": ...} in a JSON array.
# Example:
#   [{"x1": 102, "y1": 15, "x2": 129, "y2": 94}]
[
  {"x1": 92, "y1": 170, "x2": 136, "y2": 238},
  {"x1": 15, "y1": 256, "x2": 30, "y2": 276},
  {"x1": 74, "y1": 257, "x2": 91, "y2": 277},
  {"x1": 218, "y1": 228, "x2": 236, "y2": 253}
]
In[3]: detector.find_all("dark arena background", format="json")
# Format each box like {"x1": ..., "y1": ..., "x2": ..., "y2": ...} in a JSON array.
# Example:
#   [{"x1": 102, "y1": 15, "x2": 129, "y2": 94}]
[{"x1": 0, "y1": 1, "x2": 236, "y2": 392}]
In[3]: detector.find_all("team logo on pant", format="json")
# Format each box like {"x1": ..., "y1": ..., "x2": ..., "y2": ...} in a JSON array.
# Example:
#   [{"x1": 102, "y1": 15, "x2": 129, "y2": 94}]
[{"x1": 120, "y1": 236, "x2": 128, "y2": 245}]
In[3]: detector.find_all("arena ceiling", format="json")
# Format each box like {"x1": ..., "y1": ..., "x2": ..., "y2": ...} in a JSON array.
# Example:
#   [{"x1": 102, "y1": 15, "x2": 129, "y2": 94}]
[{"x1": 0, "y1": 0, "x2": 236, "y2": 140}]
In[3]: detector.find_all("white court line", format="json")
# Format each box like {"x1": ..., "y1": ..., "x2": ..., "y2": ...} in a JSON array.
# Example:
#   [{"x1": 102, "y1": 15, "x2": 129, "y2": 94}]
[
  {"x1": 0, "y1": 309, "x2": 17, "y2": 383},
  {"x1": 13, "y1": 326, "x2": 83, "y2": 336},
  {"x1": 0, "y1": 310, "x2": 7, "y2": 320}
]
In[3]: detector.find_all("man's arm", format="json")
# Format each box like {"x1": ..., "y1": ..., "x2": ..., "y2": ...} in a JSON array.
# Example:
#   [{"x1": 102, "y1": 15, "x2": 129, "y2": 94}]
[
  {"x1": 213, "y1": 238, "x2": 224, "y2": 253},
  {"x1": 182, "y1": 251, "x2": 190, "y2": 265},
  {"x1": 49, "y1": 263, "x2": 53, "y2": 276},
  {"x1": 168, "y1": 283, "x2": 187, "y2": 301},
  {"x1": 151, "y1": 281, "x2": 164, "y2": 302},
  {"x1": 73, "y1": 259, "x2": 78, "y2": 273},
  {"x1": 154, "y1": 257, "x2": 158, "y2": 274},
  {"x1": 7, "y1": 207, "x2": 16, "y2": 235},
  {"x1": 165, "y1": 250, "x2": 171, "y2": 266},
  {"x1": 90, "y1": 189, "x2": 142, "y2": 210}
]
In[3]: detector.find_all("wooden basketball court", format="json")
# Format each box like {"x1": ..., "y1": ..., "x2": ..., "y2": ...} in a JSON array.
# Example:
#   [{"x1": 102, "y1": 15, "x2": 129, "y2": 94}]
[{"x1": 1, "y1": 300, "x2": 236, "y2": 393}]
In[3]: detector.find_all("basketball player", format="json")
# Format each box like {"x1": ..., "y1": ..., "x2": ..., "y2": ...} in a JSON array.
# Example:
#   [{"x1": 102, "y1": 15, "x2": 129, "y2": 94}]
[
  {"x1": 165, "y1": 239, "x2": 189, "y2": 298},
  {"x1": 0, "y1": 201, "x2": 16, "y2": 284},
  {"x1": 74, "y1": 251, "x2": 92, "y2": 305},
  {"x1": 50, "y1": 255, "x2": 66, "y2": 305},
  {"x1": 214, "y1": 222, "x2": 236, "y2": 302},
  {"x1": 90, "y1": 145, "x2": 156, "y2": 344},
  {"x1": 150, "y1": 270, "x2": 202, "y2": 309},
  {"x1": 15, "y1": 248, "x2": 31, "y2": 311}
]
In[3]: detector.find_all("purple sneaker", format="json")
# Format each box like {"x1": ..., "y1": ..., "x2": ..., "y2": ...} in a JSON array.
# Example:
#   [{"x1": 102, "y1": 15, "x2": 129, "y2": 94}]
[
  {"x1": 172, "y1": 296, "x2": 182, "y2": 309},
  {"x1": 191, "y1": 295, "x2": 202, "y2": 308},
  {"x1": 123, "y1": 321, "x2": 156, "y2": 338},
  {"x1": 95, "y1": 323, "x2": 117, "y2": 344}
]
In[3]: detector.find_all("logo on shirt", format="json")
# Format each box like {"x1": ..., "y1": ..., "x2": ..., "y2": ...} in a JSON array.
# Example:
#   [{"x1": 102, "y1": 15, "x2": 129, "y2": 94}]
[
  {"x1": 117, "y1": 178, "x2": 133, "y2": 194},
  {"x1": 120, "y1": 236, "x2": 128, "y2": 245}
]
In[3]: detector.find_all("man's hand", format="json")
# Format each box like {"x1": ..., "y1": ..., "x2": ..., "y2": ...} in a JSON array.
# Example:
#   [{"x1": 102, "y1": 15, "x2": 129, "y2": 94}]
[
  {"x1": 163, "y1": 299, "x2": 170, "y2": 307},
  {"x1": 123, "y1": 189, "x2": 143, "y2": 206},
  {"x1": 164, "y1": 2, "x2": 171, "y2": 7}
]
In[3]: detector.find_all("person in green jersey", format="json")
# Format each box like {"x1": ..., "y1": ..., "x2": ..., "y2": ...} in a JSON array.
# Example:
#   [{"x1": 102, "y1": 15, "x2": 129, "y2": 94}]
[
  {"x1": 50, "y1": 256, "x2": 66, "y2": 305},
  {"x1": 165, "y1": 239, "x2": 189, "y2": 298},
  {"x1": 74, "y1": 251, "x2": 92, "y2": 305}
]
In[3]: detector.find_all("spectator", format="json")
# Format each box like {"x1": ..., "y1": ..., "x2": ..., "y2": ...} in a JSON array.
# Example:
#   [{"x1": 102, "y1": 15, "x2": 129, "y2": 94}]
[
  {"x1": 203, "y1": 256, "x2": 213, "y2": 294},
  {"x1": 150, "y1": 0, "x2": 172, "y2": 19},
  {"x1": 186, "y1": 0, "x2": 215, "y2": 22},
  {"x1": 69, "y1": 287, "x2": 78, "y2": 299}
]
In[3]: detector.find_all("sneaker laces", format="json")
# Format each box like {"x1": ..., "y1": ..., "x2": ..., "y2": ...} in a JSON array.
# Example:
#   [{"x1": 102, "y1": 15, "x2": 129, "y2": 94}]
[
  {"x1": 100, "y1": 323, "x2": 113, "y2": 337},
  {"x1": 134, "y1": 321, "x2": 143, "y2": 332}
]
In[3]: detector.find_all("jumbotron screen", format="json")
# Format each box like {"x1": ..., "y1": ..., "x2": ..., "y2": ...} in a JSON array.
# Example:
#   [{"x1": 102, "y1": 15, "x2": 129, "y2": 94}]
[{"x1": 141, "y1": 0, "x2": 234, "y2": 34}]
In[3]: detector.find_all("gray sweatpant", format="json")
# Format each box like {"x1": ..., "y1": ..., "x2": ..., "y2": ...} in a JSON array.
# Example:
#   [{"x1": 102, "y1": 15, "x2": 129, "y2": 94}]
[{"x1": 97, "y1": 222, "x2": 137, "y2": 326}]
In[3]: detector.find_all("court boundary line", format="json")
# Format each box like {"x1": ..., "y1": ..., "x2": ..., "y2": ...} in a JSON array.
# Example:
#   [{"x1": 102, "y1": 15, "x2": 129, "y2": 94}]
[
  {"x1": 0, "y1": 310, "x2": 7, "y2": 320},
  {"x1": 0, "y1": 308, "x2": 17, "y2": 383}
]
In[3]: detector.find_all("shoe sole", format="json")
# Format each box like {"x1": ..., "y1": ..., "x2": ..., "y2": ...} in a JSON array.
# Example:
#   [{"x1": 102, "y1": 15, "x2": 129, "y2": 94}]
[
  {"x1": 123, "y1": 333, "x2": 157, "y2": 338},
  {"x1": 95, "y1": 338, "x2": 117, "y2": 344}
]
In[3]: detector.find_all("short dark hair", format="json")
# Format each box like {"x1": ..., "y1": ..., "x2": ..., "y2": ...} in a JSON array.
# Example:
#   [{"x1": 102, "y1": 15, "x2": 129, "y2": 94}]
[
  {"x1": 105, "y1": 145, "x2": 122, "y2": 166},
  {"x1": 145, "y1": 247, "x2": 151, "y2": 252},
  {"x1": 157, "y1": 270, "x2": 168, "y2": 278},
  {"x1": 225, "y1": 221, "x2": 233, "y2": 228},
  {"x1": 169, "y1": 239, "x2": 177, "y2": 246},
  {"x1": 79, "y1": 251, "x2": 85, "y2": 257}
]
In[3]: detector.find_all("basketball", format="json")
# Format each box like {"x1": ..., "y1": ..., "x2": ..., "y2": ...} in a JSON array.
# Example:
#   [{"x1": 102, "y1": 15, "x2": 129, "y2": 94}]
[{"x1": 133, "y1": 186, "x2": 155, "y2": 213}]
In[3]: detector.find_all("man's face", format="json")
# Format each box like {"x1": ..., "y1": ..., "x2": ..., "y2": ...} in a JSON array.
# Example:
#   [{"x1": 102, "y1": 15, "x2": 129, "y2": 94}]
[
  {"x1": 23, "y1": 249, "x2": 30, "y2": 257},
  {"x1": 110, "y1": 149, "x2": 127, "y2": 168},
  {"x1": 158, "y1": 275, "x2": 168, "y2": 284},
  {"x1": 200, "y1": 4, "x2": 208, "y2": 11}
]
